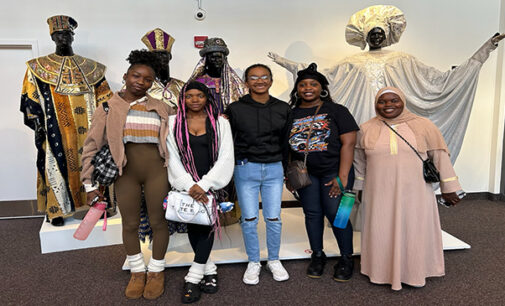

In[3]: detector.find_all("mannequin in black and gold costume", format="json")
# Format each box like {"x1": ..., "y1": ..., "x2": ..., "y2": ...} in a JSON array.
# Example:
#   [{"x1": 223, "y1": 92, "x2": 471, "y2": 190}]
[{"x1": 20, "y1": 15, "x2": 112, "y2": 226}]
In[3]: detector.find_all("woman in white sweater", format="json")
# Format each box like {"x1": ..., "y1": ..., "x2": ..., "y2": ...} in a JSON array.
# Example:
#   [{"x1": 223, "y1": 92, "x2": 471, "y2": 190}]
[{"x1": 166, "y1": 81, "x2": 234, "y2": 304}]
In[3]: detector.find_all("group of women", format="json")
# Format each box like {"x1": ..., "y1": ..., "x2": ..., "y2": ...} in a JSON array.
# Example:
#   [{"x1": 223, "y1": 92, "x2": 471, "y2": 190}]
[{"x1": 80, "y1": 48, "x2": 463, "y2": 302}]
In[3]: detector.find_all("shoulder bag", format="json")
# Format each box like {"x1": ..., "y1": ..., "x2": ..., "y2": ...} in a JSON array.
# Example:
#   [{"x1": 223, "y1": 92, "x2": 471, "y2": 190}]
[
  {"x1": 164, "y1": 191, "x2": 216, "y2": 226},
  {"x1": 383, "y1": 121, "x2": 440, "y2": 183},
  {"x1": 91, "y1": 102, "x2": 119, "y2": 186},
  {"x1": 285, "y1": 103, "x2": 323, "y2": 190}
]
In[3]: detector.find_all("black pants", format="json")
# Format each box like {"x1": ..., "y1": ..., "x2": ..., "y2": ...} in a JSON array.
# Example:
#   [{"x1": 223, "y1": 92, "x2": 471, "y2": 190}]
[
  {"x1": 187, "y1": 223, "x2": 214, "y2": 264},
  {"x1": 297, "y1": 171, "x2": 354, "y2": 256}
]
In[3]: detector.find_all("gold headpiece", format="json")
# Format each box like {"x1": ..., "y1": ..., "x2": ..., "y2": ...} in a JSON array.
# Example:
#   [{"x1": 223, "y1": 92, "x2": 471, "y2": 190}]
[
  {"x1": 47, "y1": 15, "x2": 78, "y2": 35},
  {"x1": 345, "y1": 5, "x2": 406, "y2": 50},
  {"x1": 141, "y1": 28, "x2": 175, "y2": 52}
]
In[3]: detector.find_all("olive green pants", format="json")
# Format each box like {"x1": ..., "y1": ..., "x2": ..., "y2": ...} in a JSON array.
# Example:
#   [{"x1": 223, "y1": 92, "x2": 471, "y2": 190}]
[{"x1": 115, "y1": 143, "x2": 169, "y2": 260}]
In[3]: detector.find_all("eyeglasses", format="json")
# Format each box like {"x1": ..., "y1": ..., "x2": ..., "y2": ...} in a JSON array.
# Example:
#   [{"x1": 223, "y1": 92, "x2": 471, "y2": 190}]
[{"x1": 248, "y1": 75, "x2": 270, "y2": 81}]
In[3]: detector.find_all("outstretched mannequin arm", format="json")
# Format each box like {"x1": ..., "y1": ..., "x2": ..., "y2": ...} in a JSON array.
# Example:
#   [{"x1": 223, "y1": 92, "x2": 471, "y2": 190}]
[
  {"x1": 267, "y1": 52, "x2": 308, "y2": 79},
  {"x1": 472, "y1": 33, "x2": 505, "y2": 63}
]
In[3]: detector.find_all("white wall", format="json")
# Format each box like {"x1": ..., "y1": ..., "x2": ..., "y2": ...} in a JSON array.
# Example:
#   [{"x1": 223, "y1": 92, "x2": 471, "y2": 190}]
[{"x1": 0, "y1": 0, "x2": 504, "y2": 200}]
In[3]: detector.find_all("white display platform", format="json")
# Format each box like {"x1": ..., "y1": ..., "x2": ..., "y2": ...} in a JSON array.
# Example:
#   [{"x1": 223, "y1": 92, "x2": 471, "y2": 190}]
[
  {"x1": 39, "y1": 210, "x2": 123, "y2": 254},
  {"x1": 121, "y1": 207, "x2": 471, "y2": 269}
]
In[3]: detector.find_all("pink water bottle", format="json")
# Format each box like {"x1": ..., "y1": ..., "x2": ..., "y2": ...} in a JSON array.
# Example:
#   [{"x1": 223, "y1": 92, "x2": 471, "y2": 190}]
[{"x1": 73, "y1": 202, "x2": 107, "y2": 240}]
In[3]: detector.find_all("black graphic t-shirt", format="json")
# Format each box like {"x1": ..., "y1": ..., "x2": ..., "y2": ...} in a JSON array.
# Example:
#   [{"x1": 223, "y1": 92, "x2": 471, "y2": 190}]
[{"x1": 289, "y1": 102, "x2": 359, "y2": 176}]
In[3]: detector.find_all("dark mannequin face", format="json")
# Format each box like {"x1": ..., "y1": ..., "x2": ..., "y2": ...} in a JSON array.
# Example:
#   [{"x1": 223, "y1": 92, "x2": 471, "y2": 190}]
[
  {"x1": 375, "y1": 92, "x2": 404, "y2": 119},
  {"x1": 51, "y1": 31, "x2": 74, "y2": 48},
  {"x1": 154, "y1": 50, "x2": 172, "y2": 83},
  {"x1": 366, "y1": 27, "x2": 386, "y2": 49},
  {"x1": 205, "y1": 52, "x2": 225, "y2": 72}
]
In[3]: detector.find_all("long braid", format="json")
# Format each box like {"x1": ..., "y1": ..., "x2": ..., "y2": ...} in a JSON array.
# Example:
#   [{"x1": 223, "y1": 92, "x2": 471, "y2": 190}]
[{"x1": 174, "y1": 84, "x2": 200, "y2": 181}]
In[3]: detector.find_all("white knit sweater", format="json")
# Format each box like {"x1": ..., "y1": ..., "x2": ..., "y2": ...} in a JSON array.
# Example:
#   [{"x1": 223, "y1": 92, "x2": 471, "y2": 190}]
[{"x1": 166, "y1": 115, "x2": 234, "y2": 192}]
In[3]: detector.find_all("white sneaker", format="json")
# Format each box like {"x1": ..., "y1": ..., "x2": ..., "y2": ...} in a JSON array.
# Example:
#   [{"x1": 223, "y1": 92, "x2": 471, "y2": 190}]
[
  {"x1": 266, "y1": 260, "x2": 289, "y2": 281},
  {"x1": 243, "y1": 262, "x2": 261, "y2": 285}
]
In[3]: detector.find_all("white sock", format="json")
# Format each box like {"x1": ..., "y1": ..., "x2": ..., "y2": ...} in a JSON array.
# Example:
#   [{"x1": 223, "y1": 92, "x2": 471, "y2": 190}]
[
  {"x1": 204, "y1": 261, "x2": 217, "y2": 275},
  {"x1": 127, "y1": 253, "x2": 146, "y2": 273},
  {"x1": 184, "y1": 262, "x2": 206, "y2": 284},
  {"x1": 147, "y1": 257, "x2": 165, "y2": 273}
]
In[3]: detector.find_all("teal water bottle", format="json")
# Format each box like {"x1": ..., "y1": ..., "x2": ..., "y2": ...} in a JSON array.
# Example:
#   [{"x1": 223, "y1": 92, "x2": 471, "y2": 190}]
[{"x1": 333, "y1": 177, "x2": 355, "y2": 229}]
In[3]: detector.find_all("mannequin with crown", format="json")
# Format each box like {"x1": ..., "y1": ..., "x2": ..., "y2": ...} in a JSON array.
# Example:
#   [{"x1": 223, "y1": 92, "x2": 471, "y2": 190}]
[
  {"x1": 269, "y1": 5, "x2": 505, "y2": 163},
  {"x1": 20, "y1": 16, "x2": 112, "y2": 226},
  {"x1": 140, "y1": 28, "x2": 185, "y2": 109}
]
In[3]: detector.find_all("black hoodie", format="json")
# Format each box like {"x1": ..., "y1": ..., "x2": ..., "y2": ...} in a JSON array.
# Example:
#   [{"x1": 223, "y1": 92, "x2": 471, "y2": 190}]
[{"x1": 225, "y1": 94, "x2": 292, "y2": 165}]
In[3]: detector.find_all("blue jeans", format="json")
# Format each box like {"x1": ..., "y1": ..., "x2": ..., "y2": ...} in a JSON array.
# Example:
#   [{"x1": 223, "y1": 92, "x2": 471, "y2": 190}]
[
  {"x1": 297, "y1": 171, "x2": 354, "y2": 256},
  {"x1": 234, "y1": 161, "x2": 284, "y2": 262}
]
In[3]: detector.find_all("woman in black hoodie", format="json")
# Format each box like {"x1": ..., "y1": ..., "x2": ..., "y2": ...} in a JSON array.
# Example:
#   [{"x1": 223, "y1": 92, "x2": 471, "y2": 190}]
[{"x1": 225, "y1": 64, "x2": 291, "y2": 285}]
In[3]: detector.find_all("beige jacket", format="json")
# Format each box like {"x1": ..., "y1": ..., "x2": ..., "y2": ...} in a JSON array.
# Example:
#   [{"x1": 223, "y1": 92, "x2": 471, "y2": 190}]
[{"x1": 81, "y1": 92, "x2": 175, "y2": 185}]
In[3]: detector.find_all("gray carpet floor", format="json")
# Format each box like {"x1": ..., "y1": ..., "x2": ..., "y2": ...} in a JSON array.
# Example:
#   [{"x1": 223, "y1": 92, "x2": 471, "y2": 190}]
[{"x1": 1, "y1": 199, "x2": 504, "y2": 305}]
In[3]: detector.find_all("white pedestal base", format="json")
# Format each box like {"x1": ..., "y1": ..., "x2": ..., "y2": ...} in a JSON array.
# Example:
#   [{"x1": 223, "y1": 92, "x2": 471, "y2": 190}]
[
  {"x1": 39, "y1": 211, "x2": 123, "y2": 254},
  {"x1": 121, "y1": 207, "x2": 471, "y2": 269}
]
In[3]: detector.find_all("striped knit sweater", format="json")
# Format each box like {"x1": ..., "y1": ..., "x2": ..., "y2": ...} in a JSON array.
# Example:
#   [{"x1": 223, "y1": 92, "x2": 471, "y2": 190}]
[{"x1": 123, "y1": 97, "x2": 161, "y2": 144}]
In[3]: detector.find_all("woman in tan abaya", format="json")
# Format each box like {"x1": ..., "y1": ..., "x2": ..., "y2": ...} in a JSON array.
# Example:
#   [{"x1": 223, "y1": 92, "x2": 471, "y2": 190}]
[{"x1": 353, "y1": 87, "x2": 463, "y2": 290}]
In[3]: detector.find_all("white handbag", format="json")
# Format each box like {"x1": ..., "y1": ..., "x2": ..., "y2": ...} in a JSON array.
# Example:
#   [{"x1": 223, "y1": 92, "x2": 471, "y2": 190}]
[{"x1": 164, "y1": 191, "x2": 215, "y2": 226}]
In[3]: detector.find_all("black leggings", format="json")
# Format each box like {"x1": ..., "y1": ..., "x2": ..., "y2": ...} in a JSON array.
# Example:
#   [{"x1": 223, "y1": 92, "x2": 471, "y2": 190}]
[
  {"x1": 187, "y1": 223, "x2": 214, "y2": 264},
  {"x1": 297, "y1": 171, "x2": 354, "y2": 256}
]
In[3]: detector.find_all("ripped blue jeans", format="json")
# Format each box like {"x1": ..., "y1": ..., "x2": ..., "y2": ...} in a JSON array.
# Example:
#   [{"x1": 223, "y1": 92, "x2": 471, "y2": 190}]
[{"x1": 234, "y1": 161, "x2": 284, "y2": 262}]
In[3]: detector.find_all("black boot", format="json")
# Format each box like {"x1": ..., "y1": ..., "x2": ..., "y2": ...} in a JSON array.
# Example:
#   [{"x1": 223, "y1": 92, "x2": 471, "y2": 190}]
[
  {"x1": 182, "y1": 282, "x2": 201, "y2": 304},
  {"x1": 307, "y1": 251, "x2": 327, "y2": 278},
  {"x1": 333, "y1": 255, "x2": 354, "y2": 282}
]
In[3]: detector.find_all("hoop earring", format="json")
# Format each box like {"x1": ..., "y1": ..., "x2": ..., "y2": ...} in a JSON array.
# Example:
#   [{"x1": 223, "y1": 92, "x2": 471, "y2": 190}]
[
  {"x1": 320, "y1": 90, "x2": 329, "y2": 98},
  {"x1": 122, "y1": 79, "x2": 125, "y2": 84},
  {"x1": 294, "y1": 92, "x2": 299, "y2": 100}
]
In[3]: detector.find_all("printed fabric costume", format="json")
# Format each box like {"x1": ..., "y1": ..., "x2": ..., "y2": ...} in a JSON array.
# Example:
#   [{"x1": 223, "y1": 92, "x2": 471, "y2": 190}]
[
  {"x1": 20, "y1": 16, "x2": 112, "y2": 219},
  {"x1": 271, "y1": 4, "x2": 500, "y2": 163},
  {"x1": 353, "y1": 87, "x2": 461, "y2": 290},
  {"x1": 189, "y1": 37, "x2": 248, "y2": 114},
  {"x1": 136, "y1": 28, "x2": 187, "y2": 239}
]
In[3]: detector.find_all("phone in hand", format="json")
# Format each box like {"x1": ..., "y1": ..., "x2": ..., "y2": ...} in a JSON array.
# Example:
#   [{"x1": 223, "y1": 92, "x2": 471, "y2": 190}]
[{"x1": 438, "y1": 190, "x2": 466, "y2": 207}]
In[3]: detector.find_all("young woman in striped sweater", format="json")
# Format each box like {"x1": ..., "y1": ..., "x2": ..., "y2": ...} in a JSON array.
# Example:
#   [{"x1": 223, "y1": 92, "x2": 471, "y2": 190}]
[{"x1": 81, "y1": 50, "x2": 174, "y2": 300}]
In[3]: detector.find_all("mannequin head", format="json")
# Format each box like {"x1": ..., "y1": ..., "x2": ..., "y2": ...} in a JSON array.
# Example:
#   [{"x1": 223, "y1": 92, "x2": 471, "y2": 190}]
[
  {"x1": 199, "y1": 37, "x2": 229, "y2": 78},
  {"x1": 205, "y1": 51, "x2": 226, "y2": 78},
  {"x1": 47, "y1": 15, "x2": 77, "y2": 56},
  {"x1": 52, "y1": 30, "x2": 74, "y2": 56},
  {"x1": 153, "y1": 50, "x2": 172, "y2": 85},
  {"x1": 366, "y1": 27, "x2": 386, "y2": 50}
]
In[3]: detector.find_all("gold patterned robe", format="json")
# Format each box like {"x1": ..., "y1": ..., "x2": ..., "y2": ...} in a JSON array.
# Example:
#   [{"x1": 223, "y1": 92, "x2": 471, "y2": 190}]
[{"x1": 21, "y1": 53, "x2": 112, "y2": 219}]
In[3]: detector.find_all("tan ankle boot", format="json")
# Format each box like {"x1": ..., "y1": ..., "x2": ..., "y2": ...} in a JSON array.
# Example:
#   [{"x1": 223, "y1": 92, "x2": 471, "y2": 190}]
[
  {"x1": 143, "y1": 271, "x2": 165, "y2": 300},
  {"x1": 125, "y1": 272, "x2": 146, "y2": 299}
]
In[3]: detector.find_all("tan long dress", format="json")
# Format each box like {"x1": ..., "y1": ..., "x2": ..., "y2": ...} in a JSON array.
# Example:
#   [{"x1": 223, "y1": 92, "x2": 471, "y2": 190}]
[{"x1": 353, "y1": 122, "x2": 461, "y2": 290}]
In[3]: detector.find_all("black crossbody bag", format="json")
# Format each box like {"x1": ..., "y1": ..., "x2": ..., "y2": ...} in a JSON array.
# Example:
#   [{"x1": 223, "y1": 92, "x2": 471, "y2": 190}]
[{"x1": 383, "y1": 121, "x2": 440, "y2": 183}]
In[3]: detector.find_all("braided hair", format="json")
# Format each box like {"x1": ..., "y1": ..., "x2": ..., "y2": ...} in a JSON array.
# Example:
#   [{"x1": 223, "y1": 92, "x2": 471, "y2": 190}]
[{"x1": 173, "y1": 81, "x2": 220, "y2": 182}]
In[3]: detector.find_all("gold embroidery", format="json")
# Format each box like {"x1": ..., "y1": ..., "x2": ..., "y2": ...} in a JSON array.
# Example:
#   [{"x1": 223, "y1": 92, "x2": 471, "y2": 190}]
[
  {"x1": 389, "y1": 126, "x2": 398, "y2": 155},
  {"x1": 26, "y1": 54, "x2": 106, "y2": 94},
  {"x1": 442, "y1": 176, "x2": 458, "y2": 183}
]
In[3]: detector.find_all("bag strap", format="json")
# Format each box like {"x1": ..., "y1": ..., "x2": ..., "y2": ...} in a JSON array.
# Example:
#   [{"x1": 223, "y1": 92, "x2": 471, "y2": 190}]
[
  {"x1": 382, "y1": 121, "x2": 424, "y2": 162},
  {"x1": 302, "y1": 103, "x2": 324, "y2": 165}
]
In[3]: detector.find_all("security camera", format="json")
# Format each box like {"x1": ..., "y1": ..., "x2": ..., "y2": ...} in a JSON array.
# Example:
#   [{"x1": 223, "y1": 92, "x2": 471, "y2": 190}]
[{"x1": 195, "y1": 9, "x2": 206, "y2": 21}]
